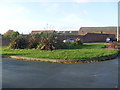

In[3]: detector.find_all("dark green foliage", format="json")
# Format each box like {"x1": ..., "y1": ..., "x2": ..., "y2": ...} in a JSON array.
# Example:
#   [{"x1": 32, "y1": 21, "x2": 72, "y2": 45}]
[
  {"x1": 54, "y1": 39, "x2": 64, "y2": 49},
  {"x1": 30, "y1": 33, "x2": 42, "y2": 39},
  {"x1": 60, "y1": 38, "x2": 83, "y2": 49},
  {"x1": 30, "y1": 32, "x2": 56, "y2": 39},
  {"x1": 10, "y1": 31, "x2": 20, "y2": 39},
  {"x1": 9, "y1": 35, "x2": 28, "y2": 49},
  {"x1": 27, "y1": 36, "x2": 40, "y2": 49},
  {"x1": 60, "y1": 41, "x2": 75, "y2": 49},
  {"x1": 4, "y1": 31, "x2": 20, "y2": 39}
]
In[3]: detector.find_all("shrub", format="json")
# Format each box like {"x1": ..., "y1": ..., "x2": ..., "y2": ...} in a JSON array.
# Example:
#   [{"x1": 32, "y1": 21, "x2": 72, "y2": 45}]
[
  {"x1": 37, "y1": 33, "x2": 56, "y2": 50},
  {"x1": 27, "y1": 36, "x2": 40, "y2": 49},
  {"x1": 30, "y1": 33, "x2": 42, "y2": 39},
  {"x1": 36, "y1": 32, "x2": 67, "y2": 50},
  {"x1": 9, "y1": 35, "x2": 28, "y2": 49},
  {"x1": 60, "y1": 38, "x2": 83, "y2": 49},
  {"x1": 60, "y1": 41, "x2": 73, "y2": 49},
  {"x1": 74, "y1": 38, "x2": 83, "y2": 45},
  {"x1": 54, "y1": 39, "x2": 64, "y2": 49},
  {"x1": 37, "y1": 37, "x2": 54, "y2": 50}
]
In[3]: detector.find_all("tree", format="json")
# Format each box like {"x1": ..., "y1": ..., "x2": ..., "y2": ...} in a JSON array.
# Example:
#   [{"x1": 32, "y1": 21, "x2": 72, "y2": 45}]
[
  {"x1": 10, "y1": 31, "x2": 20, "y2": 38},
  {"x1": 4, "y1": 30, "x2": 20, "y2": 39},
  {"x1": 4, "y1": 30, "x2": 14, "y2": 37}
]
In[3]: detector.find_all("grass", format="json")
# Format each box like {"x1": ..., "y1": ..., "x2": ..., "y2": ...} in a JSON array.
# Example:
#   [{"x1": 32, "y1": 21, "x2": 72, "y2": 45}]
[{"x1": 1, "y1": 43, "x2": 119, "y2": 60}]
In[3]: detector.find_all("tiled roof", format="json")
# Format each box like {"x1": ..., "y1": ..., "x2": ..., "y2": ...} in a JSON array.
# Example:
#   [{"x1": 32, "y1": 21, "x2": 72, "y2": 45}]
[{"x1": 79, "y1": 27, "x2": 117, "y2": 35}]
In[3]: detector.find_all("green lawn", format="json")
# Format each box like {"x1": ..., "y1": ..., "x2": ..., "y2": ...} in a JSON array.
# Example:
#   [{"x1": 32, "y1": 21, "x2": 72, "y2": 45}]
[{"x1": 1, "y1": 43, "x2": 119, "y2": 60}]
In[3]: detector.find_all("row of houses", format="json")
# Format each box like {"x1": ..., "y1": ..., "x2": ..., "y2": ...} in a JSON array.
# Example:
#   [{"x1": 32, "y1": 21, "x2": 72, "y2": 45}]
[
  {"x1": 31, "y1": 26, "x2": 119, "y2": 36},
  {"x1": 31, "y1": 26, "x2": 120, "y2": 42}
]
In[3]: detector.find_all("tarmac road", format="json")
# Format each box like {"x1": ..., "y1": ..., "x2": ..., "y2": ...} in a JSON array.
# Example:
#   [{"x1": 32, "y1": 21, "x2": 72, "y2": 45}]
[{"x1": 2, "y1": 57, "x2": 118, "y2": 88}]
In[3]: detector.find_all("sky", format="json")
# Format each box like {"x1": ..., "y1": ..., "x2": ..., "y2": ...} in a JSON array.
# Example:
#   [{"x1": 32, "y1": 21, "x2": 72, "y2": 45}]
[{"x1": 0, "y1": 0, "x2": 119, "y2": 34}]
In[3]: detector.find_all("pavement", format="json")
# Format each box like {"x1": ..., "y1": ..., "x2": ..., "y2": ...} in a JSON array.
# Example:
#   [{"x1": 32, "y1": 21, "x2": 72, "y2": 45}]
[{"x1": 2, "y1": 57, "x2": 118, "y2": 88}]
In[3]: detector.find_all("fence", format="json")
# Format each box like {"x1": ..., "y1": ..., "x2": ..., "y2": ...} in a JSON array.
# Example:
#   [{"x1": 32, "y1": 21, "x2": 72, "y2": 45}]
[{"x1": 0, "y1": 37, "x2": 11, "y2": 46}]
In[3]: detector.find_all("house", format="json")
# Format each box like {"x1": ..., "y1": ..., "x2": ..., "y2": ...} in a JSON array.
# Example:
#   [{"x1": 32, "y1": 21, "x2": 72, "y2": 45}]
[
  {"x1": 79, "y1": 27, "x2": 117, "y2": 35},
  {"x1": 56, "y1": 30, "x2": 78, "y2": 35},
  {"x1": 31, "y1": 30, "x2": 55, "y2": 34}
]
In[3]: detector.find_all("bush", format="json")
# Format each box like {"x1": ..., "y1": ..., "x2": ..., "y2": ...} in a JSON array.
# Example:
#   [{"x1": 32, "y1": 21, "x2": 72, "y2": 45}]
[
  {"x1": 30, "y1": 33, "x2": 42, "y2": 39},
  {"x1": 74, "y1": 38, "x2": 83, "y2": 45},
  {"x1": 37, "y1": 37, "x2": 54, "y2": 50},
  {"x1": 37, "y1": 33, "x2": 55, "y2": 50},
  {"x1": 60, "y1": 41, "x2": 73, "y2": 49},
  {"x1": 60, "y1": 38, "x2": 83, "y2": 49},
  {"x1": 9, "y1": 35, "x2": 28, "y2": 49},
  {"x1": 27, "y1": 36, "x2": 40, "y2": 49},
  {"x1": 106, "y1": 42, "x2": 118, "y2": 49}
]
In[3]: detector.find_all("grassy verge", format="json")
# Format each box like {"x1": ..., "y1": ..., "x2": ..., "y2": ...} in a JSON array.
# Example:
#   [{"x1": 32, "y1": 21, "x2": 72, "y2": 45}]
[{"x1": 1, "y1": 43, "x2": 119, "y2": 60}]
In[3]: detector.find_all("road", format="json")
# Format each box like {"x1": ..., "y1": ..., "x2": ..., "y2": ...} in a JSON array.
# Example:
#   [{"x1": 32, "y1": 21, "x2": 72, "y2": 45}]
[{"x1": 2, "y1": 57, "x2": 118, "y2": 88}]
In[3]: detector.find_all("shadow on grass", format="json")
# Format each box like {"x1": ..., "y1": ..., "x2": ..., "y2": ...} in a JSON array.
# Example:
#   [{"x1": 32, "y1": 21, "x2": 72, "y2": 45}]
[
  {"x1": 2, "y1": 53, "x2": 30, "y2": 56},
  {"x1": 60, "y1": 44, "x2": 104, "y2": 50}
]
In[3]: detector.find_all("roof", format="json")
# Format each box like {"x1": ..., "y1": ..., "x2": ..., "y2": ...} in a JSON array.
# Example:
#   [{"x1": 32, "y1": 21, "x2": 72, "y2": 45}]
[
  {"x1": 31, "y1": 30, "x2": 55, "y2": 33},
  {"x1": 56, "y1": 30, "x2": 78, "y2": 34},
  {"x1": 79, "y1": 27, "x2": 117, "y2": 33}
]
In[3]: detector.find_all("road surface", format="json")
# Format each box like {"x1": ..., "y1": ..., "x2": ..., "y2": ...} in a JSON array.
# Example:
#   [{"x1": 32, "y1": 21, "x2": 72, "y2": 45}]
[{"x1": 2, "y1": 57, "x2": 118, "y2": 88}]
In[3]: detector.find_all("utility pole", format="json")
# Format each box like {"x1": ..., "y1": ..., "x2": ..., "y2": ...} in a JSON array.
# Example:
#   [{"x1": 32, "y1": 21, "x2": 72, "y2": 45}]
[
  {"x1": 117, "y1": 26, "x2": 119, "y2": 42},
  {"x1": 47, "y1": 23, "x2": 48, "y2": 30},
  {"x1": 117, "y1": 1, "x2": 119, "y2": 41}
]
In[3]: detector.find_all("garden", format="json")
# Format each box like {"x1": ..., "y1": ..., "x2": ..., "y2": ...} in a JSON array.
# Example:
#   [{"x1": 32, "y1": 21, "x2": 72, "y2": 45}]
[{"x1": 1, "y1": 32, "x2": 120, "y2": 63}]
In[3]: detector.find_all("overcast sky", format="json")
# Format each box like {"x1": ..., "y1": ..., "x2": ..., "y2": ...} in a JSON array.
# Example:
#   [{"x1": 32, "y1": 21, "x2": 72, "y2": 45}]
[{"x1": 0, "y1": 0, "x2": 119, "y2": 34}]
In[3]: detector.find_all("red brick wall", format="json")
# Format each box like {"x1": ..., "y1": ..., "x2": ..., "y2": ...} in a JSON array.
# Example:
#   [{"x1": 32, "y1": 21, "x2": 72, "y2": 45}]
[
  {"x1": 82, "y1": 33, "x2": 115, "y2": 43},
  {"x1": 57, "y1": 35, "x2": 83, "y2": 41}
]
